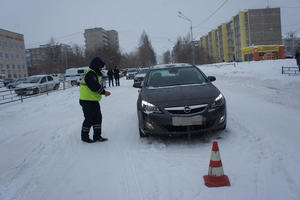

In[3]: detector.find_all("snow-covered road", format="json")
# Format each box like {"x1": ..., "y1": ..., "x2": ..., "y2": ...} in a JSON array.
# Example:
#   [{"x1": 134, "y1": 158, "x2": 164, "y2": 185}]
[{"x1": 0, "y1": 59, "x2": 300, "y2": 200}]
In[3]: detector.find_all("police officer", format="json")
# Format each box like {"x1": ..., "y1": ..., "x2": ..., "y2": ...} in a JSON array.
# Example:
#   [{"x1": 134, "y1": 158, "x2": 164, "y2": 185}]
[{"x1": 79, "y1": 57, "x2": 111, "y2": 143}]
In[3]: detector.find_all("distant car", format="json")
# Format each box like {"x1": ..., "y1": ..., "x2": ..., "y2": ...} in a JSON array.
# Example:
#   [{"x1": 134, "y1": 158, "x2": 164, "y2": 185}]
[
  {"x1": 0, "y1": 80, "x2": 4, "y2": 88},
  {"x1": 14, "y1": 75, "x2": 60, "y2": 96},
  {"x1": 3, "y1": 78, "x2": 14, "y2": 87},
  {"x1": 136, "y1": 63, "x2": 226, "y2": 137},
  {"x1": 133, "y1": 68, "x2": 150, "y2": 87},
  {"x1": 126, "y1": 68, "x2": 138, "y2": 80},
  {"x1": 7, "y1": 78, "x2": 28, "y2": 89},
  {"x1": 65, "y1": 67, "x2": 107, "y2": 87}
]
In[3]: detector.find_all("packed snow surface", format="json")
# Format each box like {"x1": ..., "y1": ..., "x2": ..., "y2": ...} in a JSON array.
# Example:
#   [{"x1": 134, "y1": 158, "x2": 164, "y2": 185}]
[{"x1": 0, "y1": 59, "x2": 300, "y2": 200}]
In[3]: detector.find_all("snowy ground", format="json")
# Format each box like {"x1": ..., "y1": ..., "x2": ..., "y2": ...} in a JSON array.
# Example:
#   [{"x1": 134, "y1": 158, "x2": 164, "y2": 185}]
[{"x1": 0, "y1": 59, "x2": 300, "y2": 200}]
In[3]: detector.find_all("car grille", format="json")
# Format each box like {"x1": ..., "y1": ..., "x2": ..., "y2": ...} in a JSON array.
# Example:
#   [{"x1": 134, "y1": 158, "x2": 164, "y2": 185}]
[{"x1": 165, "y1": 104, "x2": 208, "y2": 115}]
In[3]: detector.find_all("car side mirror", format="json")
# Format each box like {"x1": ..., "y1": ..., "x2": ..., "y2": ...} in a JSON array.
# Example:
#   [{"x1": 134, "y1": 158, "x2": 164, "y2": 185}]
[{"x1": 207, "y1": 76, "x2": 216, "y2": 82}]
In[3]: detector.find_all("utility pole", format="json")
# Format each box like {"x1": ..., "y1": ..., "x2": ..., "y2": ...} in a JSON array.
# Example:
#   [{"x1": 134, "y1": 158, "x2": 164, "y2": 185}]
[{"x1": 178, "y1": 11, "x2": 195, "y2": 65}]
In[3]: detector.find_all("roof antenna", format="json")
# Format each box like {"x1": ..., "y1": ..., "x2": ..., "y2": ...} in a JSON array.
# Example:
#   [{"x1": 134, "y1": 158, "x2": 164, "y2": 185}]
[{"x1": 266, "y1": 0, "x2": 270, "y2": 8}]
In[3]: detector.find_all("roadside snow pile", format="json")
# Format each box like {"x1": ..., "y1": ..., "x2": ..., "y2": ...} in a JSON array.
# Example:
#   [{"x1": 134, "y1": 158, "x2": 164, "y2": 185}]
[
  {"x1": 199, "y1": 59, "x2": 298, "y2": 80},
  {"x1": 198, "y1": 59, "x2": 300, "y2": 109}
]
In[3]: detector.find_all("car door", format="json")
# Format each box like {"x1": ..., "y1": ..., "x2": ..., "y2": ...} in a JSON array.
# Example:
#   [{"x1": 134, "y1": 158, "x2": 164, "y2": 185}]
[
  {"x1": 47, "y1": 76, "x2": 54, "y2": 90},
  {"x1": 39, "y1": 76, "x2": 47, "y2": 92}
]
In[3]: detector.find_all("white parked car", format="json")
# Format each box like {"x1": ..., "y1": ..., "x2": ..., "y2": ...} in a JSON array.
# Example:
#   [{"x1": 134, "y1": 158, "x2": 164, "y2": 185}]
[
  {"x1": 65, "y1": 67, "x2": 107, "y2": 87},
  {"x1": 14, "y1": 75, "x2": 60, "y2": 96},
  {"x1": 0, "y1": 80, "x2": 4, "y2": 88}
]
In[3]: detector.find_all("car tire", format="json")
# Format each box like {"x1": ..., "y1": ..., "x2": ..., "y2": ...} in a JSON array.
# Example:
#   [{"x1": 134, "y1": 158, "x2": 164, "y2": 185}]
[
  {"x1": 218, "y1": 123, "x2": 226, "y2": 131},
  {"x1": 71, "y1": 81, "x2": 77, "y2": 86},
  {"x1": 139, "y1": 128, "x2": 148, "y2": 138},
  {"x1": 54, "y1": 84, "x2": 59, "y2": 90},
  {"x1": 33, "y1": 88, "x2": 40, "y2": 94}
]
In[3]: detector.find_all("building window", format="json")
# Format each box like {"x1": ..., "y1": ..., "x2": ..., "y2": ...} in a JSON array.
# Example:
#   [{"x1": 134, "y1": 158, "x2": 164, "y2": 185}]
[
  {"x1": 5, "y1": 53, "x2": 9, "y2": 58},
  {"x1": 7, "y1": 64, "x2": 10, "y2": 69},
  {"x1": 23, "y1": 64, "x2": 25, "y2": 69},
  {"x1": 17, "y1": 65, "x2": 20, "y2": 69},
  {"x1": 12, "y1": 64, "x2": 15, "y2": 69},
  {"x1": 8, "y1": 74, "x2": 11, "y2": 78},
  {"x1": 13, "y1": 74, "x2": 17, "y2": 78},
  {"x1": 0, "y1": 52, "x2": 2, "y2": 58}
]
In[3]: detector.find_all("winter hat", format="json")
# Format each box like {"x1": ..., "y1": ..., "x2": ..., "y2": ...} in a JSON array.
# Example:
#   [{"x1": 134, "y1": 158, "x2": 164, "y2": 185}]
[{"x1": 90, "y1": 57, "x2": 105, "y2": 68}]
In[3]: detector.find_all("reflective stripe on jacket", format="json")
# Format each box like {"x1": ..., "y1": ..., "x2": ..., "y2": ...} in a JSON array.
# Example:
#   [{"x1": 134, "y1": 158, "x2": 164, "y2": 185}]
[{"x1": 79, "y1": 68, "x2": 102, "y2": 101}]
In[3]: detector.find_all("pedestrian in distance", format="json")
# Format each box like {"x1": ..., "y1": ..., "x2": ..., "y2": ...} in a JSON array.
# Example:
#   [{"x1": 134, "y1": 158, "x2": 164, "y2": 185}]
[
  {"x1": 113, "y1": 66, "x2": 120, "y2": 86},
  {"x1": 107, "y1": 68, "x2": 114, "y2": 87},
  {"x1": 295, "y1": 50, "x2": 300, "y2": 72},
  {"x1": 79, "y1": 57, "x2": 111, "y2": 143}
]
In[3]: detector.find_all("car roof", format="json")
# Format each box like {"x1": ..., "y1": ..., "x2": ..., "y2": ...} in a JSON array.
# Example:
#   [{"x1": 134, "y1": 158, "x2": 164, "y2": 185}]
[
  {"x1": 30, "y1": 75, "x2": 48, "y2": 78},
  {"x1": 151, "y1": 63, "x2": 194, "y2": 70}
]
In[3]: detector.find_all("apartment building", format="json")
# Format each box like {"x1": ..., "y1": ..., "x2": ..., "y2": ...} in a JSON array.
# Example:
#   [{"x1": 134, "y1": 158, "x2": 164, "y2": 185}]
[
  {"x1": 26, "y1": 44, "x2": 72, "y2": 75},
  {"x1": 84, "y1": 27, "x2": 119, "y2": 53},
  {"x1": 0, "y1": 28, "x2": 27, "y2": 79},
  {"x1": 200, "y1": 7, "x2": 284, "y2": 62}
]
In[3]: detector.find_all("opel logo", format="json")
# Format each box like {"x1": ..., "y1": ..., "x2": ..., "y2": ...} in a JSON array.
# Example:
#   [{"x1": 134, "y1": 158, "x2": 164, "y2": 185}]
[{"x1": 184, "y1": 106, "x2": 191, "y2": 113}]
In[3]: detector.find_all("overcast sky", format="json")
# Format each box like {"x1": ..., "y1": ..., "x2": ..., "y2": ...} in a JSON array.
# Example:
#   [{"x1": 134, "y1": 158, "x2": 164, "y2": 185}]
[{"x1": 1, "y1": 0, "x2": 300, "y2": 56}]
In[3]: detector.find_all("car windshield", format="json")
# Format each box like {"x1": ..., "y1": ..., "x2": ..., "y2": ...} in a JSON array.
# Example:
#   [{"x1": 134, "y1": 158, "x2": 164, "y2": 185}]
[
  {"x1": 25, "y1": 77, "x2": 41, "y2": 83},
  {"x1": 146, "y1": 67, "x2": 206, "y2": 87},
  {"x1": 128, "y1": 69, "x2": 137, "y2": 73},
  {"x1": 138, "y1": 68, "x2": 149, "y2": 74},
  {"x1": 16, "y1": 78, "x2": 27, "y2": 83}
]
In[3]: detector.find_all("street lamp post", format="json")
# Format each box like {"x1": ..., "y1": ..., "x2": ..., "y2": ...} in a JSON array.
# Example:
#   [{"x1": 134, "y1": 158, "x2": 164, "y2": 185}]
[{"x1": 178, "y1": 11, "x2": 195, "y2": 65}]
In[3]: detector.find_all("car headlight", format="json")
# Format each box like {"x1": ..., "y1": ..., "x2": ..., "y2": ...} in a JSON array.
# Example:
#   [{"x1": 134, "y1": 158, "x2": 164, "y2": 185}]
[
  {"x1": 141, "y1": 100, "x2": 161, "y2": 114},
  {"x1": 211, "y1": 93, "x2": 224, "y2": 108}
]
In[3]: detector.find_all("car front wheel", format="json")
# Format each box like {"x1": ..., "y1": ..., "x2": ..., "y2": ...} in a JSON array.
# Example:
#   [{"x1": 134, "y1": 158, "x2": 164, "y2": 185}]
[{"x1": 139, "y1": 128, "x2": 148, "y2": 138}]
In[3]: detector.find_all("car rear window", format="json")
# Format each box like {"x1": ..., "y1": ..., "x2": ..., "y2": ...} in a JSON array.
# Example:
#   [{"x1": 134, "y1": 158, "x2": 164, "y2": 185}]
[{"x1": 146, "y1": 67, "x2": 206, "y2": 87}]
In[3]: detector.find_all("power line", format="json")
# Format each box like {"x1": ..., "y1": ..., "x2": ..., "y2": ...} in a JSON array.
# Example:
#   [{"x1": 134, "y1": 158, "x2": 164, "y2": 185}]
[{"x1": 193, "y1": 0, "x2": 229, "y2": 29}]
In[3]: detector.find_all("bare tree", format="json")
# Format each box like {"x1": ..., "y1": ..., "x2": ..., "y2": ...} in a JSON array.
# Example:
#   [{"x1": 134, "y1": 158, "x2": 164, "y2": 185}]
[
  {"x1": 137, "y1": 31, "x2": 157, "y2": 66},
  {"x1": 162, "y1": 50, "x2": 171, "y2": 64},
  {"x1": 86, "y1": 45, "x2": 121, "y2": 69}
]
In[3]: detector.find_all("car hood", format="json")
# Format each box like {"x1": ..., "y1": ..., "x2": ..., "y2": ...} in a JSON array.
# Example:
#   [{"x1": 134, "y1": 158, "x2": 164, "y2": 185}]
[
  {"x1": 135, "y1": 73, "x2": 146, "y2": 78},
  {"x1": 141, "y1": 83, "x2": 220, "y2": 107},
  {"x1": 16, "y1": 83, "x2": 39, "y2": 89}
]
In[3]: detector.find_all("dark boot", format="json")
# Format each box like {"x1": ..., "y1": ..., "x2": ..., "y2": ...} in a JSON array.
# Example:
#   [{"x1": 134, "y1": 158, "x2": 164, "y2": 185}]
[
  {"x1": 81, "y1": 127, "x2": 94, "y2": 143},
  {"x1": 82, "y1": 137, "x2": 94, "y2": 143},
  {"x1": 94, "y1": 136, "x2": 108, "y2": 142}
]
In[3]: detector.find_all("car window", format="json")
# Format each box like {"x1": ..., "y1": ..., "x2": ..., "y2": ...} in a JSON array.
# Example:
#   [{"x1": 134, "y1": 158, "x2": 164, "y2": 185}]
[
  {"x1": 40, "y1": 77, "x2": 47, "y2": 83},
  {"x1": 146, "y1": 67, "x2": 206, "y2": 87},
  {"x1": 138, "y1": 68, "x2": 149, "y2": 74},
  {"x1": 47, "y1": 76, "x2": 53, "y2": 81},
  {"x1": 27, "y1": 77, "x2": 41, "y2": 83}
]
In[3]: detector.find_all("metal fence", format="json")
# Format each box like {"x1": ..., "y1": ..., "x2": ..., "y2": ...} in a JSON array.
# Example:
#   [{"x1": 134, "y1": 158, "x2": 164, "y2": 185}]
[{"x1": 0, "y1": 81, "x2": 77, "y2": 105}]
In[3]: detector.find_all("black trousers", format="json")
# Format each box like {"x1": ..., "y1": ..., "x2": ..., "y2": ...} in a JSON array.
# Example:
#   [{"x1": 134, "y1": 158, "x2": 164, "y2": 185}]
[
  {"x1": 79, "y1": 100, "x2": 102, "y2": 140},
  {"x1": 114, "y1": 76, "x2": 120, "y2": 86},
  {"x1": 108, "y1": 77, "x2": 114, "y2": 87}
]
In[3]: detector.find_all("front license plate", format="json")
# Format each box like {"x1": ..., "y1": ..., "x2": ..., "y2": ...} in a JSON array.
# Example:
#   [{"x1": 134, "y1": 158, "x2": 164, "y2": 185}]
[{"x1": 172, "y1": 115, "x2": 204, "y2": 126}]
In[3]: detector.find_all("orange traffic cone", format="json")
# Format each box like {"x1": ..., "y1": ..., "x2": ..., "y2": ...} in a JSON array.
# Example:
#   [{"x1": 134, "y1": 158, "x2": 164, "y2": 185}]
[{"x1": 203, "y1": 141, "x2": 231, "y2": 187}]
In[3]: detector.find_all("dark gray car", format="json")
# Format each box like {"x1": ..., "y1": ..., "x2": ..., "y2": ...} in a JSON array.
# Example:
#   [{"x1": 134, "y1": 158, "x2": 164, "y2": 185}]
[{"x1": 136, "y1": 64, "x2": 226, "y2": 137}]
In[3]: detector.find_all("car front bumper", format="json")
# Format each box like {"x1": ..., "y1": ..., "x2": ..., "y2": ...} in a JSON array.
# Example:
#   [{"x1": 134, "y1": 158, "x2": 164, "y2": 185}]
[{"x1": 139, "y1": 104, "x2": 226, "y2": 136}]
